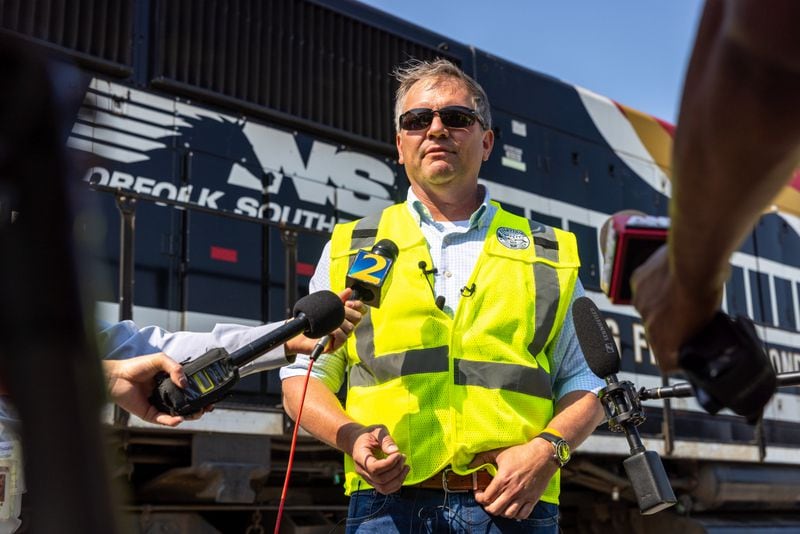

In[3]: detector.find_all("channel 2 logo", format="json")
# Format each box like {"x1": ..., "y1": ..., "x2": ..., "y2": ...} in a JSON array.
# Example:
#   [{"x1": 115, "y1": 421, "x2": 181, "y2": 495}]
[{"x1": 347, "y1": 250, "x2": 393, "y2": 287}]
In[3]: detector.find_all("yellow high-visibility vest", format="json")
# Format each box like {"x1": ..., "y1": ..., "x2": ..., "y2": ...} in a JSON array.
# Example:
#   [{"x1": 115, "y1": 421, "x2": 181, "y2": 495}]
[{"x1": 329, "y1": 202, "x2": 580, "y2": 504}]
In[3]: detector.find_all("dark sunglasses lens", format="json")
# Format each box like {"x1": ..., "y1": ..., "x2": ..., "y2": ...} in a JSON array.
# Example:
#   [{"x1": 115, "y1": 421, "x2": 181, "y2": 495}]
[
  {"x1": 400, "y1": 110, "x2": 434, "y2": 130},
  {"x1": 439, "y1": 109, "x2": 476, "y2": 128},
  {"x1": 399, "y1": 107, "x2": 479, "y2": 130}
]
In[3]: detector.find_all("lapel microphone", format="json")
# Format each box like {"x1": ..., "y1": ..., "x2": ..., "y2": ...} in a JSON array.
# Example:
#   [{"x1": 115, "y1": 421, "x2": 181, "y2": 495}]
[
  {"x1": 418, "y1": 260, "x2": 438, "y2": 275},
  {"x1": 419, "y1": 261, "x2": 446, "y2": 310}
]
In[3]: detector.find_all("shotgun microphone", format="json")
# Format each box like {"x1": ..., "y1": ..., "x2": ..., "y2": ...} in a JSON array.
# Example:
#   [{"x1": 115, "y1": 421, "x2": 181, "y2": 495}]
[{"x1": 573, "y1": 296, "x2": 676, "y2": 515}]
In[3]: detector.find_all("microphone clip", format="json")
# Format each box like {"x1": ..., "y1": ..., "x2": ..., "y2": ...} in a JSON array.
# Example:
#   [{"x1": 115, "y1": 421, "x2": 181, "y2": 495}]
[
  {"x1": 460, "y1": 283, "x2": 476, "y2": 297},
  {"x1": 598, "y1": 380, "x2": 645, "y2": 432}
]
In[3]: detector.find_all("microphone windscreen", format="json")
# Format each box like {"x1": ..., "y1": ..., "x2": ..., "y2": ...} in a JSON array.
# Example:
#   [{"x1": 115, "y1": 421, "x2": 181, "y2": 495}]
[
  {"x1": 372, "y1": 238, "x2": 399, "y2": 260},
  {"x1": 572, "y1": 296, "x2": 621, "y2": 377},
  {"x1": 293, "y1": 290, "x2": 345, "y2": 338}
]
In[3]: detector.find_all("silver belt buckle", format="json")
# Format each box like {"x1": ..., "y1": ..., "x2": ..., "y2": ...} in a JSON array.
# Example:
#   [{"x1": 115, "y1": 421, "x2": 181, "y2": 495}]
[{"x1": 441, "y1": 468, "x2": 470, "y2": 493}]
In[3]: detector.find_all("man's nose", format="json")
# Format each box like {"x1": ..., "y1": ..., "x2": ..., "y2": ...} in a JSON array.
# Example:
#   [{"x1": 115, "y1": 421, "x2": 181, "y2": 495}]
[{"x1": 427, "y1": 114, "x2": 448, "y2": 137}]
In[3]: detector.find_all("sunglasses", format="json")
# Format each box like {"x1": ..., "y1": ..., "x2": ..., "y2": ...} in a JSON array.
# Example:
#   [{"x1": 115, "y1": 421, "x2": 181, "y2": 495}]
[{"x1": 398, "y1": 106, "x2": 487, "y2": 131}]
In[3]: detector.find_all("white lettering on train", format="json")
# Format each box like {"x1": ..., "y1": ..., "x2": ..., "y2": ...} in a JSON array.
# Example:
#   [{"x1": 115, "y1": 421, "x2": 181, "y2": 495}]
[
  {"x1": 769, "y1": 348, "x2": 800, "y2": 373},
  {"x1": 605, "y1": 317, "x2": 623, "y2": 357},
  {"x1": 232, "y1": 122, "x2": 395, "y2": 217},
  {"x1": 632, "y1": 323, "x2": 652, "y2": 365},
  {"x1": 87, "y1": 164, "x2": 342, "y2": 233}
]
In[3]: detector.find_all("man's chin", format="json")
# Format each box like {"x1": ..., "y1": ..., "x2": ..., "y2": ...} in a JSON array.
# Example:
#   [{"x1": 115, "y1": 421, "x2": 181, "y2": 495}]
[{"x1": 421, "y1": 164, "x2": 457, "y2": 183}]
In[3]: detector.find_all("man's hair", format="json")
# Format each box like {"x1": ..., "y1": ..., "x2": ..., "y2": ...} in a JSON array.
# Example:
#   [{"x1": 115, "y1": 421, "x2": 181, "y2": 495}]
[{"x1": 392, "y1": 58, "x2": 492, "y2": 132}]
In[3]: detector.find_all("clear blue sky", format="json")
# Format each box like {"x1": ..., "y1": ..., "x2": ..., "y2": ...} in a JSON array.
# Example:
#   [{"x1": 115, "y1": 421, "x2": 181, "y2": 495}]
[{"x1": 356, "y1": 1, "x2": 706, "y2": 124}]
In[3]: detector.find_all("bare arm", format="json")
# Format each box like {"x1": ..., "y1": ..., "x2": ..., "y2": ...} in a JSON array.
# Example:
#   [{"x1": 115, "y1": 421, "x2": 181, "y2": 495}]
[
  {"x1": 547, "y1": 390, "x2": 606, "y2": 450},
  {"x1": 632, "y1": 0, "x2": 800, "y2": 370},
  {"x1": 672, "y1": 0, "x2": 800, "y2": 292},
  {"x1": 281, "y1": 375, "x2": 409, "y2": 493},
  {"x1": 471, "y1": 390, "x2": 604, "y2": 519}
]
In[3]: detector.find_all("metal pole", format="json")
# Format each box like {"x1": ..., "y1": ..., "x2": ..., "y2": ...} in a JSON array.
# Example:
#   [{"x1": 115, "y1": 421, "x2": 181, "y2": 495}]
[
  {"x1": 660, "y1": 374, "x2": 674, "y2": 456},
  {"x1": 281, "y1": 229, "x2": 298, "y2": 317},
  {"x1": 116, "y1": 195, "x2": 136, "y2": 321},
  {"x1": 261, "y1": 173, "x2": 272, "y2": 323}
]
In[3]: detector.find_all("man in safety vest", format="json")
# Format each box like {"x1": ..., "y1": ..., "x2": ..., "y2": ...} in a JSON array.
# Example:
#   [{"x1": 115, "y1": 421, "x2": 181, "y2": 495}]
[{"x1": 281, "y1": 58, "x2": 604, "y2": 533}]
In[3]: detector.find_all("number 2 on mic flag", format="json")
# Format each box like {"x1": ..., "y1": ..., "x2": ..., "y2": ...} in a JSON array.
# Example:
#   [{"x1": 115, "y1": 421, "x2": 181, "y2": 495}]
[{"x1": 347, "y1": 250, "x2": 393, "y2": 286}]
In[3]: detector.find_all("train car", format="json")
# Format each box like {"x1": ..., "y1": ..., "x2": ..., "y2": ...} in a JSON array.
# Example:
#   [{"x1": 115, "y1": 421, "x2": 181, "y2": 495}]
[{"x1": 2, "y1": 0, "x2": 799, "y2": 531}]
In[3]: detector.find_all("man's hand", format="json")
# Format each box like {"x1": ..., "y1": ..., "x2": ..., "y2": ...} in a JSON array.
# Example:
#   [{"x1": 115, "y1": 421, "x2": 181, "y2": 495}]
[
  {"x1": 470, "y1": 439, "x2": 558, "y2": 520},
  {"x1": 630, "y1": 244, "x2": 722, "y2": 372},
  {"x1": 103, "y1": 353, "x2": 193, "y2": 427},
  {"x1": 285, "y1": 288, "x2": 367, "y2": 355},
  {"x1": 345, "y1": 424, "x2": 409, "y2": 495}
]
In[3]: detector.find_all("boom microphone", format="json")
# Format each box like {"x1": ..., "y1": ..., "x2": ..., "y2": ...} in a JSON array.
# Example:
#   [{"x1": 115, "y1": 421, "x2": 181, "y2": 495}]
[
  {"x1": 638, "y1": 382, "x2": 695, "y2": 401},
  {"x1": 573, "y1": 296, "x2": 676, "y2": 515},
  {"x1": 640, "y1": 371, "x2": 800, "y2": 401},
  {"x1": 150, "y1": 290, "x2": 344, "y2": 416}
]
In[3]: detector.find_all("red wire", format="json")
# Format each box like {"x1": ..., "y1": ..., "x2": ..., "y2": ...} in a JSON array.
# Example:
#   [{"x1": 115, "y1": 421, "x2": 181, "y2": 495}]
[{"x1": 274, "y1": 359, "x2": 315, "y2": 534}]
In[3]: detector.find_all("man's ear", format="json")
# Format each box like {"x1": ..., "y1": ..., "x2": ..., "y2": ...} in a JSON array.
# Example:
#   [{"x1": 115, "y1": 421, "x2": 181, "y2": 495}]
[
  {"x1": 482, "y1": 128, "x2": 495, "y2": 161},
  {"x1": 396, "y1": 132, "x2": 404, "y2": 164}
]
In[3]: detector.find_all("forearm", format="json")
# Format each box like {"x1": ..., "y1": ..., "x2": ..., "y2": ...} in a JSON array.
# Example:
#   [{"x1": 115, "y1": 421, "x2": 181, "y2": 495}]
[
  {"x1": 544, "y1": 390, "x2": 604, "y2": 449},
  {"x1": 98, "y1": 320, "x2": 285, "y2": 362},
  {"x1": 670, "y1": 0, "x2": 800, "y2": 295},
  {"x1": 281, "y1": 376, "x2": 363, "y2": 454},
  {"x1": 470, "y1": 389, "x2": 604, "y2": 517}
]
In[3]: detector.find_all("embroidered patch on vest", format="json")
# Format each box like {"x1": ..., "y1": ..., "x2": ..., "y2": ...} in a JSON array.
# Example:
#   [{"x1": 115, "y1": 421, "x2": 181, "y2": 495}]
[{"x1": 496, "y1": 227, "x2": 530, "y2": 249}]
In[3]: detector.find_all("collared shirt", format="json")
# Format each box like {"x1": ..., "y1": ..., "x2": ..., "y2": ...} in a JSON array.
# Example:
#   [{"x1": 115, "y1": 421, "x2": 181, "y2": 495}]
[{"x1": 280, "y1": 186, "x2": 603, "y2": 401}]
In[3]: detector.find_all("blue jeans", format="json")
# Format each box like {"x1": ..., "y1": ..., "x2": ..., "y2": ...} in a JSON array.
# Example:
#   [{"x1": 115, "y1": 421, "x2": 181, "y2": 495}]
[{"x1": 345, "y1": 487, "x2": 559, "y2": 533}]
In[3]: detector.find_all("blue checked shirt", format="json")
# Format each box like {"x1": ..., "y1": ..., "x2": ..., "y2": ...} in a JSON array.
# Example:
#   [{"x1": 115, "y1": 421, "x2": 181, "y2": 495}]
[{"x1": 280, "y1": 186, "x2": 603, "y2": 401}]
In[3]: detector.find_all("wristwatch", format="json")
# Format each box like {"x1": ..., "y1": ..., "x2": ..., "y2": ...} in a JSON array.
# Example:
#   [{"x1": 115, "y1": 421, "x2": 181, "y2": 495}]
[{"x1": 537, "y1": 431, "x2": 571, "y2": 467}]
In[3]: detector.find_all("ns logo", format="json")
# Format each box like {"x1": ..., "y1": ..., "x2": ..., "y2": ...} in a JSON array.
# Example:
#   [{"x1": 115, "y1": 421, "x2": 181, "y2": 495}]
[{"x1": 72, "y1": 79, "x2": 399, "y2": 220}]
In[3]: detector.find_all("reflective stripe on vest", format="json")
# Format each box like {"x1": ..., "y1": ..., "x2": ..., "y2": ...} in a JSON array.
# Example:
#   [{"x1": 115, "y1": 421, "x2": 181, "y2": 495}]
[
  {"x1": 349, "y1": 213, "x2": 382, "y2": 251},
  {"x1": 527, "y1": 219, "x2": 574, "y2": 357}
]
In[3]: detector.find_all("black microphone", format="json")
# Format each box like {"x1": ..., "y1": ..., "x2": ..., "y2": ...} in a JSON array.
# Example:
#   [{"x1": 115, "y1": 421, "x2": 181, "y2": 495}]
[
  {"x1": 573, "y1": 296, "x2": 676, "y2": 515},
  {"x1": 418, "y1": 260, "x2": 446, "y2": 310},
  {"x1": 418, "y1": 260, "x2": 437, "y2": 276},
  {"x1": 346, "y1": 239, "x2": 399, "y2": 307},
  {"x1": 150, "y1": 291, "x2": 345, "y2": 416},
  {"x1": 310, "y1": 239, "x2": 400, "y2": 360},
  {"x1": 231, "y1": 290, "x2": 344, "y2": 367}
]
